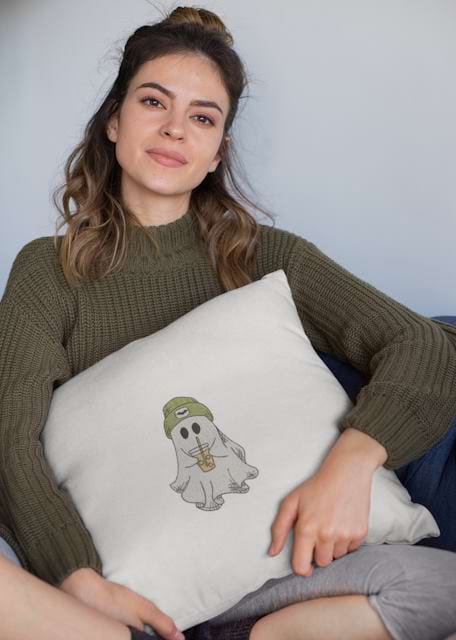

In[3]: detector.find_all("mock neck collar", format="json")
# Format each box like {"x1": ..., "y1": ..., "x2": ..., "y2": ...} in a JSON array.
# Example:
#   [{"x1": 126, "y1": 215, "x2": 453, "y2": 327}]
[{"x1": 126, "y1": 205, "x2": 200, "y2": 257}]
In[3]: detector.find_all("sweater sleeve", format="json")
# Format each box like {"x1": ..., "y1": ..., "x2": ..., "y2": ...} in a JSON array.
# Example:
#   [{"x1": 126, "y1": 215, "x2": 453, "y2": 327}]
[
  {"x1": 285, "y1": 235, "x2": 456, "y2": 470},
  {"x1": 0, "y1": 245, "x2": 103, "y2": 587}
]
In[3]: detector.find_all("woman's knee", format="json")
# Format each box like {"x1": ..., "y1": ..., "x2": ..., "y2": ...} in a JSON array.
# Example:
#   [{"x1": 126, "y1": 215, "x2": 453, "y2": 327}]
[
  {"x1": 289, "y1": 543, "x2": 456, "y2": 640},
  {"x1": 360, "y1": 543, "x2": 456, "y2": 640}
]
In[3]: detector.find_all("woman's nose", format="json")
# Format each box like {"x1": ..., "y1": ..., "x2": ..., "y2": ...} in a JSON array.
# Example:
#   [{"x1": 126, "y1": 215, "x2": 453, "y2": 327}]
[
  {"x1": 162, "y1": 128, "x2": 184, "y2": 140},
  {"x1": 160, "y1": 117, "x2": 185, "y2": 140}
]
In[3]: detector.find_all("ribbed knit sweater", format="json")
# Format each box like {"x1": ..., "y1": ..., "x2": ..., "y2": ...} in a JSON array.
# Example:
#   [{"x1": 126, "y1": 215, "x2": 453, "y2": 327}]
[{"x1": 1, "y1": 205, "x2": 456, "y2": 592}]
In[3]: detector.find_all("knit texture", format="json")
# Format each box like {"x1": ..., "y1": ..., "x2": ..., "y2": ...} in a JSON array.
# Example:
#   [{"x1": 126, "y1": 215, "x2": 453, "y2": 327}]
[{"x1": 1, "y1": 205, "x2": 456, "y2": 589}]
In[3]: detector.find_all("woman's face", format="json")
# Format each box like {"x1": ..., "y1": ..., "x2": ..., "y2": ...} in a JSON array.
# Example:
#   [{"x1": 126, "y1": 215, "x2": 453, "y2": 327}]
[{"x1": 106, "y1": 52, "x2": 230, "y2": 217}]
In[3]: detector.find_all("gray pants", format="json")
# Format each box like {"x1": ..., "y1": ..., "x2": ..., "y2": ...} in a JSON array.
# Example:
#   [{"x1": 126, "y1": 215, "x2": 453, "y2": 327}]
[
  {"x1": 1, "y1": 538, "x2": 456, "y2": 640},
  {"x1": 207, "y1": 543, "x2": 456, "y2": 640}
]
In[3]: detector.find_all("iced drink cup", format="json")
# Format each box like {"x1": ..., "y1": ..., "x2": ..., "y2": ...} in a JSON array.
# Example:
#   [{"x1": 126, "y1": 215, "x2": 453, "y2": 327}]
[{"x1": 189, "y1": 442, "x2": 215, "y2": 472}]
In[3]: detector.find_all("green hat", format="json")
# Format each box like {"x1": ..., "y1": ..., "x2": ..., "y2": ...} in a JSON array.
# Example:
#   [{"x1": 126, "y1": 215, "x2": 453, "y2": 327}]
[{"x1": 163, "y1": 396, "x2": 214, "y2": 439}]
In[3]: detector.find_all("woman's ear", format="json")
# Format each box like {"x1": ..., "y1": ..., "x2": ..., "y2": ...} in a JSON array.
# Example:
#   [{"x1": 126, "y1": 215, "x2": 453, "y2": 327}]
[{"x1": 106, "y1": 113, "x2": 119, "y2": 143}]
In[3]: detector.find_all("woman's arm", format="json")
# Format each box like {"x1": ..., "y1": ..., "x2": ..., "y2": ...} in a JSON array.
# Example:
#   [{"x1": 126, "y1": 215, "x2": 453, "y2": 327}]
[
  {"x1": 267, "y1": 232, "x2": 455, "y2": 573},
  {"x1": 322, "y1": 426, "x2": 388, "y2": 471},
  {"x1": 0, "y1": 244, "x2": 103, "y2": 587},
  {"x1": 284, "y1": 233, "x2": 456, "y2": 470}
]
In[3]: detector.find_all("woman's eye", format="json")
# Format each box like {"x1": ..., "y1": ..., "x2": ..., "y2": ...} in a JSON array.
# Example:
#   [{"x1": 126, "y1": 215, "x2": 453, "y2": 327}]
[
  {"x1": 193, "y1": 115, "x2": 215, "y2": 126},
  {"x1": 141, "y1": 96, "x2": 214, "y2": 126},
  {"x1": 142, "y1": 96, "x2": 162, "y2": 108}
]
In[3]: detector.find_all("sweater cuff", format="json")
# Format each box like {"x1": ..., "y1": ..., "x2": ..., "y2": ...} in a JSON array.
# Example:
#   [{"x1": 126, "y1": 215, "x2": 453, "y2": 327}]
[
  {"x1": 25, "y1": 522, "x2": 103, "y2": 587},
  {"x1": 338, "y1": 390, "x2": 446, "y2": 471}
]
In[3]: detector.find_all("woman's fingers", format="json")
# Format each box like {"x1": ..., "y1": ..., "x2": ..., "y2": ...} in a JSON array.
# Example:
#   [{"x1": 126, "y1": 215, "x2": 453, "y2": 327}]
[
  {"x1": 268, "y1": 470, "x2": 371, "y2": 580},
  {"x1": 268, "y1": 495, "x2": 298, "y2": 556},
  {"x1": 347, "y1": 535, "x2": 366, "y2": 552},
  {"x1": 332, "y1": 538, "x2": 351, "y2": 559},
  {"x1": 313, "y1": 538, "x2": 337, "y2": 567},
  {"x1": 291, "y1": 523, "x2": 317, "y2": 576},
  {"x1": 135, "y1": 595, "x2": 184, "y2": 640}
]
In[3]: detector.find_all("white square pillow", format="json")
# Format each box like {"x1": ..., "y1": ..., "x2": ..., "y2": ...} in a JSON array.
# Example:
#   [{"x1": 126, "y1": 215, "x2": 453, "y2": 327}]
[{"x1": 41, "y1": 269, "x2": 439, "y2": 634}]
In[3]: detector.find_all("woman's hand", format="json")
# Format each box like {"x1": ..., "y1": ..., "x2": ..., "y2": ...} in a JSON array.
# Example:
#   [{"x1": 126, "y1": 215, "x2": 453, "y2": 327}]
[
  {"x1": 267, "y1": 457, "x2": 374, "y2": 577},
  {"x1": 60, "y1": 568, "x2": 184, "y2": 640}
]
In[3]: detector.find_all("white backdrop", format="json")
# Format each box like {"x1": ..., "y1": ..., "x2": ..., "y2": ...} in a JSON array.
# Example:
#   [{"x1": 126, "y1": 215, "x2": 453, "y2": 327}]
[{"x1": 1, "y1": 0, "x2": 455, "y2": 315}]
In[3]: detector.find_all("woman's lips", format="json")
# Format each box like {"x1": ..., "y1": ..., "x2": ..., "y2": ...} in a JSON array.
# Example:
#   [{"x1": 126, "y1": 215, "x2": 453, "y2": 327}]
[{"x1": 146, "y1": 151, "x2": 186, "y2": 168}]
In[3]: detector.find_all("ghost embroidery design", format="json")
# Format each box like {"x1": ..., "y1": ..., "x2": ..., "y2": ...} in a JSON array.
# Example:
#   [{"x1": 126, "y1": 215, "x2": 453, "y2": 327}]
[{"x1": 163, "y1": 396, "x2": 259, "y2": 511}]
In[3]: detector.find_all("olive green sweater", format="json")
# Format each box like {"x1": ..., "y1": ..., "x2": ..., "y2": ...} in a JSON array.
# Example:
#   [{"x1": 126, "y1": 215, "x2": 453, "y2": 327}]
[{"x1": 1, "y1": 206, "x2": 456, "y2": 587}]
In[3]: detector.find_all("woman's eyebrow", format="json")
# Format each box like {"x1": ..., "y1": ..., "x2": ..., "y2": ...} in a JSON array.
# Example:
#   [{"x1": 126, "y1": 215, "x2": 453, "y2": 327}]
[{"x1": 135, "y1": 81, "x2": 224, "y2": 115}]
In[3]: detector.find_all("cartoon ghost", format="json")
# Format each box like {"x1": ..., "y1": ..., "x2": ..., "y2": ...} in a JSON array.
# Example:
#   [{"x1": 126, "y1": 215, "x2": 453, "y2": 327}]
[{"x1": 163, "y1": 396, "x2": 259, "y2": 511}]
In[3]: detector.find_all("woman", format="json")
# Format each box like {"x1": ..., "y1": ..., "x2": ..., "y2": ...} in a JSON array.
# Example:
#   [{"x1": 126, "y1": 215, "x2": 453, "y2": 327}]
[{"x1": 1, "y1": 6, "x2": 455, "y2": 640}]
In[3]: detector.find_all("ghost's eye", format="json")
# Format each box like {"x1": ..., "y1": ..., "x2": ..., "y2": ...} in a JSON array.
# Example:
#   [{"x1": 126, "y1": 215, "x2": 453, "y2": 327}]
[
  {"x1": 180, "y1": 427, "x2": 189, "y2": 439},
  {"x1": 192, "y1": 423, "x2": 201, "y2": 434}
]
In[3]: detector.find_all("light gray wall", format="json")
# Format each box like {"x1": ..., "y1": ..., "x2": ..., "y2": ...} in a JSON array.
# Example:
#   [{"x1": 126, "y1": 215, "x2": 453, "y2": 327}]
[{"x1": 1, "y1": 0, "x2": 455, "y2": 315}]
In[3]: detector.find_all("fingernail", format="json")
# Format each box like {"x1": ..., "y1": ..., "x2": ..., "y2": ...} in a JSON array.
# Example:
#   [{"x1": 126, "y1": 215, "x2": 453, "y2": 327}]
[
  {"x1": 268, "y1": 544, "x2": 275, "y2": 555},
  {"x1": 173, "y1": 632, "x2": 185, "y2": 640}
]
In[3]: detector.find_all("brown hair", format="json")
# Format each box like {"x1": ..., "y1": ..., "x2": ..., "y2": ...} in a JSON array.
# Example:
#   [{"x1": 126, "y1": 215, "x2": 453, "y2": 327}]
[{"x1": 52, "y1": 5, "x2": 276, "y2": 290}]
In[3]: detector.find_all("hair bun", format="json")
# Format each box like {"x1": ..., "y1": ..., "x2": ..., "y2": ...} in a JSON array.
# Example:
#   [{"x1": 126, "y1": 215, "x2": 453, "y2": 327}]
[{"x1": 164, "y1": 6, "x2": 234, "y2": 46}]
